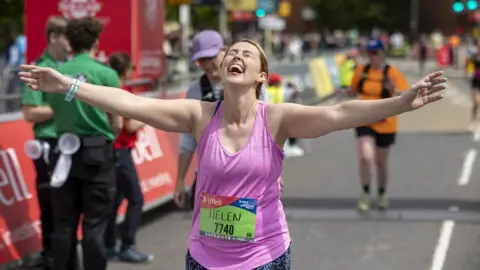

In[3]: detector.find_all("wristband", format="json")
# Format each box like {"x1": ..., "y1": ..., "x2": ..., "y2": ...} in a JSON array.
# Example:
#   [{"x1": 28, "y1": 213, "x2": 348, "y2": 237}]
[{"x1": 65, "y1": 79, "x2": 80, "y2": 102}]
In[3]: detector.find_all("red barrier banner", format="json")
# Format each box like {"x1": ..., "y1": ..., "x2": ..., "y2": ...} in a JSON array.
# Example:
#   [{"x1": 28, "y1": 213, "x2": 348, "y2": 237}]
[
  {"x1": 0, "y1": 93, "x2": 196, "y2": 266},
  {"x1": 25, "y1": 0, "x2": 165, "y2": 81},
  {"x1": 436, "y1": 45, "x2": 451, "y2": 68}
]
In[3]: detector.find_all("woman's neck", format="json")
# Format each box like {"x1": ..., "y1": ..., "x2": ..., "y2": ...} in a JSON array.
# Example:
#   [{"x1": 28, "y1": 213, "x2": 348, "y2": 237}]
[{"x1": 223, "y1": 88, "x2": 258, "y2": 124}]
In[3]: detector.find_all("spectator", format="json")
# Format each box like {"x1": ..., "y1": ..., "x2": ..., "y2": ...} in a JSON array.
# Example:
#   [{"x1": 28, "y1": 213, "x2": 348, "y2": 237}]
[
  {"x1": 20, "y1": 16, "x2": 70, "y2": 270},
  {"x1": 174, "y1": 30, "x2": 226, "y2": 209},
  {"x1": 48, "y1": 17, "x2": 122, "y2": 270},
  {"x1": 104, "y1": 52, "x2": 153, "y2": 264}
]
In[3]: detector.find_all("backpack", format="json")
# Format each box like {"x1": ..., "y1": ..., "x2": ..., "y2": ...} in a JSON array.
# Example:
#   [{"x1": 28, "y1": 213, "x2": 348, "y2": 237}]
[
  {"x1": 200, "y1": 74, "x2": 223, "y2": 102},
  {"x1": 357, "y1": 64, "x2": 392, "y2": 99}
]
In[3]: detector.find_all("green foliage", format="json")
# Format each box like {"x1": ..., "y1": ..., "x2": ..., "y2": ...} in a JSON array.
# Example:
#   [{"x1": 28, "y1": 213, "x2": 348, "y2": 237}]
[
  {"x1": 0, "y1": 0, "x2": 23, "y2": 24},
  {"x1": 0, "y1": 0, "x2": 24, "y2": 51},
  {"x1": 166, "y1": 3, "x2": 219, "y2": 30},
  {"x1": 308, "y1": 0, "x2": 410, "y2": 33},
  {"x1": 191, "y1": 5, "x2": 219, "y2": 29}
]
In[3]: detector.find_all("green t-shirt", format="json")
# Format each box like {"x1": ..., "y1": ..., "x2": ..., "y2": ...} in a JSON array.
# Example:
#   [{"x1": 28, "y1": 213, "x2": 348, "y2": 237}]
[
  {"x1": 20, "y1": 51, "x2": 59, "y2": 138},
  {"x1": 50, "y1": 53, "x2": 120, "y2": 141}
]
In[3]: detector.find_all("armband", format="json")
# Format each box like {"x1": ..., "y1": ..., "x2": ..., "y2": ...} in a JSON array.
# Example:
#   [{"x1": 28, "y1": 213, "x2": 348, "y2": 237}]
[{"x1": 65, "y1": 79, "x2": 80, "y2": 102}]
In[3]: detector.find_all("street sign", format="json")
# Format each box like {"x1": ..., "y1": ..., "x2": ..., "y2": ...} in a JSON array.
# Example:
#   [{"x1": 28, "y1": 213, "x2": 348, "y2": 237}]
[
  {"x1": 258, "y1": 15, "x2": 285, "y2": 30},
  {"x1": 226, "y1": 0, "x2": 257, "y2": 11},
  {"x1": 257, "y1": 0, "x2": 279, "y2": 14}
]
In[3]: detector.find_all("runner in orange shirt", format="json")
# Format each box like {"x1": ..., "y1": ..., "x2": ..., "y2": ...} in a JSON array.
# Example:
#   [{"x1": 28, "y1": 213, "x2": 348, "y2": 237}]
[{"x1": 349, "y1": 39, "x2": 409, "y2": 211}]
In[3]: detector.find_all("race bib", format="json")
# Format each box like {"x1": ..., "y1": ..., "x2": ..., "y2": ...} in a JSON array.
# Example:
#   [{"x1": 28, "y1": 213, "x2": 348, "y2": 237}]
[{"x1": 199, "y1": 193, "x2": 257, "y2": 242}]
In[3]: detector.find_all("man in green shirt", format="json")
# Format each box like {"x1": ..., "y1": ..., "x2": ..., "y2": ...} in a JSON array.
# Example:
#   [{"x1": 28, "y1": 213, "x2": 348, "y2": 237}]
[
  {"x1": 48, "y1": 17, "x2": 121, "y2": 270},
  {"x1": 20, "y1": 16, "x2": 69, "y2": 270}
]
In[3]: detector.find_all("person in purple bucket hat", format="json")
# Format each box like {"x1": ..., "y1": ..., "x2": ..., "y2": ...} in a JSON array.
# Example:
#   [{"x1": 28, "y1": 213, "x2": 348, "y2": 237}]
[{"x1": 175, "y1": 30, "x2": 226, "y2": 210}]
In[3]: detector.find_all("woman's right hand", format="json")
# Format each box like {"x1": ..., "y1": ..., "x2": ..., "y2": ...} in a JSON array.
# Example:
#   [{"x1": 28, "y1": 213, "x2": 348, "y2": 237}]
[
  {"x1": 174, "y1": 182, "x2": 187, "y2": 208},
  {"x1": 19, "y1": 65, "x2": 72, "y2": 93}
]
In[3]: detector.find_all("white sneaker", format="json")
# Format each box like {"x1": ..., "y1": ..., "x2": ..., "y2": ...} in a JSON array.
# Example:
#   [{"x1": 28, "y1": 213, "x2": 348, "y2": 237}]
[
  {"x1": 288, "y1": 145, "x2": 305, "y2": 157},
  {"x1": 284, "y1": 145, "x2": 293, "y2": 158}
]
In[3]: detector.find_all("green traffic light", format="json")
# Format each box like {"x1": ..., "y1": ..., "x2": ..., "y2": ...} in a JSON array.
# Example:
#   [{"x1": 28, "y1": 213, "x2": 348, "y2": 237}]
[
  {"x1": 467, "y1": 0, "x2": 478, "y2": 10},
  {"x1": 256, "y1": 8, "x2": 266, "y2": 18},
  {"x1": 453, "y1": 1, "x2": 465, "y2": 12}
]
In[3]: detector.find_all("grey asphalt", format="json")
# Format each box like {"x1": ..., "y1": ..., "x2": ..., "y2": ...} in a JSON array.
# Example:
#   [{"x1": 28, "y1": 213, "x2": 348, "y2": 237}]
[{"x1": 106, "y1": 73, "x2": 480, "y2": 270}]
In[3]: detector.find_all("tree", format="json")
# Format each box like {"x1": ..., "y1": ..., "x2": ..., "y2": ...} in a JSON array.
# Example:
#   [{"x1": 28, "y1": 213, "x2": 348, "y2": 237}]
[
  {"x1": 0, "y1": 0, "x2": 24, "y2": 51},
  {"x1": 308, "y1": 0, "x2": 410, "y2": 33},
  {"x1": 165, "y1": 3, "x2": 219, "y2": 30}
]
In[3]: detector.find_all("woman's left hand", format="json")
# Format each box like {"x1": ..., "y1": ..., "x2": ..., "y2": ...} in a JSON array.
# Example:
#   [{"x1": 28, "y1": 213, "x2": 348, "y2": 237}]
[{"x1": 399, "y1": 70, "x2": 447, "y2": 111}]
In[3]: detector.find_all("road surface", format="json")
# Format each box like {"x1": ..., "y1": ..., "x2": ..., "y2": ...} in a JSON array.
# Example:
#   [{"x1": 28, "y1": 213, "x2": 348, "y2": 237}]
[{"x1": 105, "y1": 71, "x2": 480, "y2": 270}]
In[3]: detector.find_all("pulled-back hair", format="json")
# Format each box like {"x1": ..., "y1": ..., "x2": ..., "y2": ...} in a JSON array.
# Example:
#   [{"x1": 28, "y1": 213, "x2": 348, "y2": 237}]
[{"x1": 223, "y1": 38, "x2": 269, "y2": 99}]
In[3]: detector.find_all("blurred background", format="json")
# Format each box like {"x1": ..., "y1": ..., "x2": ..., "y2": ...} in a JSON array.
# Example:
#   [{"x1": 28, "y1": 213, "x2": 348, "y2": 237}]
[
  {"x1": 1, "y1": 1, "x2": 480, "y2": 270},
  {"x1": 0, "y1": 0, "x2": 478, "y2": 113}
]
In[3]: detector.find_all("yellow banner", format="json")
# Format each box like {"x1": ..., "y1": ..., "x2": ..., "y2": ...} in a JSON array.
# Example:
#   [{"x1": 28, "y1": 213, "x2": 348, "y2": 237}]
[
  {"x1": 226, "y1": 0, "x2": 257, "y2": 11},
  {"x1": 279, "y1": 1, "x2": 292, "y2": 17},
  {"x1": 309, "y1": 57, "x2": 334, "y2": 99}
]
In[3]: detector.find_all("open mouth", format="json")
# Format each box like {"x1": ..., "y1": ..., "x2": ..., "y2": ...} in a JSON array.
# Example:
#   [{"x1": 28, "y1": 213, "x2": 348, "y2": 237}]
[{"x1": 228, "y1": 62, "x2": 245, "y2": 75}]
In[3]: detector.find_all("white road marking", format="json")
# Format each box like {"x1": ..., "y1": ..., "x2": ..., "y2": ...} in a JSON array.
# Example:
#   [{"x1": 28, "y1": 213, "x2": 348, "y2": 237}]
[
  {"x1": 457, "y1": 149, "x2": 477, "y2": 186},
  {"x1": 430, "y1": 220, "x2": 455, "y2": 270},
  {"x1": 473, "y1": 132, "x2": 480, "y2": 142}
]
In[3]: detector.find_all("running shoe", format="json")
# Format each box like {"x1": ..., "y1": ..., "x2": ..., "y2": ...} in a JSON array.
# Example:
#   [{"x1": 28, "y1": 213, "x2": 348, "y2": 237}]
[
  {"x1": 118, "y1": 247, "x2": 154, "y2": 264},
  {"x1": 357, "y1": 193, "x2": 370, "y2": 211},
  {"x1": 377, "y1": 194, "x2": 389, "y2": 210},
  {"x1": 105, "y1": 248, "x2": 119, "y2": 261},
  {"x1": 289, "y1": 145, "x2": 305, "y2": 157}
]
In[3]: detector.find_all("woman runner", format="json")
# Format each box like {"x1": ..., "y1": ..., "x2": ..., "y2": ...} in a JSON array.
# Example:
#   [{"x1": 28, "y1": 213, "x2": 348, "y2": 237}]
[
  {"x1": 466, "y1": 40, "x2": 480, "y2": 130},
  {"x1": 19, "y1": 39, "x2": 447, "y2": 270}
]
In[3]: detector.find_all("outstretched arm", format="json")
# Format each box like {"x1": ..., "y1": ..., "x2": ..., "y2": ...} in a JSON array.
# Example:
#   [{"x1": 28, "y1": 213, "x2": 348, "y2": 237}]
[
  {"x1": 279, "y1": 97, "x2": 406, "y2": 138},
  {"x1": 19, "y1": 65, "x2": 201, "y2": 134},
  {"x1": 279, "y1": 71, "x2": 446, "y2": 139},
  {"x1": 70, "y1": 81, "x2": 200, "y2": 133}
]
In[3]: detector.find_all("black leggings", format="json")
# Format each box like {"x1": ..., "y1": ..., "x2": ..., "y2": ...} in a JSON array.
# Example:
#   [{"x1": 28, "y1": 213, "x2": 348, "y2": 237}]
[{"x1": 186, "y1": 246, "x2": 291, "y2": 270}]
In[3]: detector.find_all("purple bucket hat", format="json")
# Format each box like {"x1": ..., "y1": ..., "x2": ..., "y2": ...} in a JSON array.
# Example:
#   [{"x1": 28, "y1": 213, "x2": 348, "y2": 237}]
[{"x1": 191, "y1": 30, "x2": 225, "y2": 62}]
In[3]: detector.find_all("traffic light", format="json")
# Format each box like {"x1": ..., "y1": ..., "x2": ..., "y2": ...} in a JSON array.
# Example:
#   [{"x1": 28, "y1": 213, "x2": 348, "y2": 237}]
[
  {"x1": 255, "y1": 8, "x2": 266, "y2": 18},
  {"x1": 452, "y1": 0, "x2": 465, "y2": 13},
  {"x1": 467, "y1": 0, "x2": 479, "y2": 10}
]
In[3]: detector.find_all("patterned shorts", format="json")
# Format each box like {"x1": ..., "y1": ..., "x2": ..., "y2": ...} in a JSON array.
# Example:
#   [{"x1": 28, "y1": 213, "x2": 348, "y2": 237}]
[{"x1": 185, "y1": 246, "x2": 291, "y2": 270}]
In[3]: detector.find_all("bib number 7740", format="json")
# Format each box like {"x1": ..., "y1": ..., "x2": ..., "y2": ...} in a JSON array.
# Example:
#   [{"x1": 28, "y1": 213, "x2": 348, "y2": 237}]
[{"x1": 199, "y1": 193, "x2": 257, "y2": 242}]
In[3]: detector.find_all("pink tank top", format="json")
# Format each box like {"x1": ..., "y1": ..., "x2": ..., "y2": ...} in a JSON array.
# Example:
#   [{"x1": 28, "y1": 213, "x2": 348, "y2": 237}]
[{"x1": 188, "y1": 101, "x2": 290, "y2": 269}]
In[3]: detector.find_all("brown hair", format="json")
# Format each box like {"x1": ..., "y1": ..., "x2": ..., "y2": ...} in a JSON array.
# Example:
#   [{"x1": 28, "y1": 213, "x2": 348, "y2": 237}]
[
  {"x1": 222, "y1": 38, "x2": 269, "y2": 99},
  {"x1": 65, "y1": 17, "x2": 104, "y2": 53},
  {"x1": 109, "y1": 52, "x2": 132, "y2": 78},
  {"x1": 45, "y1": 16, "x2": 68, "y2": 41}
]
